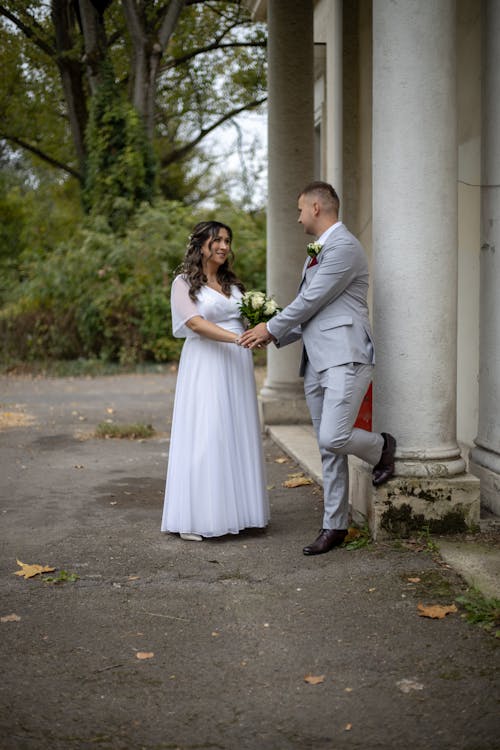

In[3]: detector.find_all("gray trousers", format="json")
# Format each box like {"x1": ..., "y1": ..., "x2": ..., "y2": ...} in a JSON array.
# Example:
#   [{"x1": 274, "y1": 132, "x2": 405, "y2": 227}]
[{"x1": 304, "y1": 361, "x2": 384, "y2": 529}]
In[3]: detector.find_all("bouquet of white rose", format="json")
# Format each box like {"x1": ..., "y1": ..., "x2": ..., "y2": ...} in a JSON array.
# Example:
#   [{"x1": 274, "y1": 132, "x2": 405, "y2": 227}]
[{"x1": 238, "y1": 290, "x2": 281, "y2": 326}]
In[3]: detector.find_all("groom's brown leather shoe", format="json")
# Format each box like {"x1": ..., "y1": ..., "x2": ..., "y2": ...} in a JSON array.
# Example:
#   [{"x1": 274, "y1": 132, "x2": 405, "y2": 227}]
[
  {"x1": 303, "y1": 529, "x2": 347, "y2": 555},
  {"x1": 372, "y1": 432, "x2": 396, "y2": 486}
]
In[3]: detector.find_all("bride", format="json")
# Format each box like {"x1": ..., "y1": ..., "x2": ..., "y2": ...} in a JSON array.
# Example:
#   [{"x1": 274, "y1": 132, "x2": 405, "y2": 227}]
[{"x1": 161, "y1": 221, "x2": 269, "y2": 541}]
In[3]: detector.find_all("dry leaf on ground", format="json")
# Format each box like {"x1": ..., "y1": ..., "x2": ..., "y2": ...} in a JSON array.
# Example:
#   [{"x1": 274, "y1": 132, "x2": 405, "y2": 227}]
[
  {"x1": 136, "y1": 652, "x2": 154, "y2": 660},
  {"x1": 304, "y1": 674, "x2": 325, "y2": 685},
  {"x1": 417, "y1": 603, "x2": 457, "y2": 619},
  {"x1": 274, "y1": 457, "x2": 288, "y2": 464},
  {"x1": 283, "y1": 473, "x2": 313, "y2": 488},
  {"x1": 344, "y1": 527, "x2": 361, "y2": 543},
  {"x1": 344, "y1": 724, "x2": 353, "y2": 731},
  {"x1": 408, "y1": 577, "x2": 421, "y2": 583},
  {"x1": 1, "y1": 613, "x2": 21, "y2": 623},
  {"x1": 14, "y1": 560, "x2": 56, "y2": 579}
]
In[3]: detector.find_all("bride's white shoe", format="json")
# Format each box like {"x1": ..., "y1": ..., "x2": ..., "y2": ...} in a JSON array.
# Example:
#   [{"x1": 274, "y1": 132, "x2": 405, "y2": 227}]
[{"x1": 180, "y1": 532, "x2": 203, "y2": 542}]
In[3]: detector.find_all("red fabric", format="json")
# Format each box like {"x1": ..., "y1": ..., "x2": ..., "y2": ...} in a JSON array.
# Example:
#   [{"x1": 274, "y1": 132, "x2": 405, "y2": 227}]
[
  {"x1": 354, "y1": 383, "x2": 372, "y2": 431},
  {"x1": 307, "y1": 256, "x2": 318, "y2": 268}
]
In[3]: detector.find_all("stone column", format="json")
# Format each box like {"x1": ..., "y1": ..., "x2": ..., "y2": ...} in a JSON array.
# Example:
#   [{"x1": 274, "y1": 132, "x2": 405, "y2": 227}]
[
  {"x1": 358, "y1": 0, "x2": 480, "y2": 536},
  {"x1": 470, "y1": 0, "x2": 500, "y2": 515},
  {"x1": 261, "y1": 0, "x2": 315, "y2": 424},
  {"x1": 325, "y1": 0, "x2": 343, "y2": 198}
]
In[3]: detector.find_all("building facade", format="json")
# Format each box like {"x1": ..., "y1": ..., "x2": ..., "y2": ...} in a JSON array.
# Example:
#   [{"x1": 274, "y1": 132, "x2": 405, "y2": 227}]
[{"x1": 246, "y1": 0, "x2": 499, "y2": 529}]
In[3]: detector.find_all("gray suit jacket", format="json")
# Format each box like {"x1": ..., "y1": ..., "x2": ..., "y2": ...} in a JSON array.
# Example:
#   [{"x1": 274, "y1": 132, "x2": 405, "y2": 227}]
[{"x1": 267, "y1": 223, "x2": 375, "y2": 376}]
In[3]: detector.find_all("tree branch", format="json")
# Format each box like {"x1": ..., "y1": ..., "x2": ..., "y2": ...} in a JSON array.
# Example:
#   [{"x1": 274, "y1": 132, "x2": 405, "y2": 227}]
[
  {"x1": 157, "y1": 0, "x2": 186, "y2": 50},
  {"x1": 164, "y1": 39, "x2": 266, "y2": 69},
  {"x1": 160, "y1": 96, "x2": 266, "y2": 166},
  {"x1": 0, "y1": 4, "x2": 56, "y2": 57},
  {"x1": 0, "y1": 134, "x2": 82, "y2": 181},
  {"x1": 121, "y1": 0, "x2": 146, "y2": 47}
]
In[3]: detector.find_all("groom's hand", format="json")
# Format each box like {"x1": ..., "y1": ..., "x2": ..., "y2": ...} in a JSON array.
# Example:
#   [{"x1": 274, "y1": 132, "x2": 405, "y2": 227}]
[{"x1": 240, "y1": 323, "x2": 274, "y2": 349}]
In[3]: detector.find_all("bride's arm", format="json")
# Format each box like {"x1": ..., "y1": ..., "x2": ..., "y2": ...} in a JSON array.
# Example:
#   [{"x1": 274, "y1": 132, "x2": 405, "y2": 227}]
[
  {"x1": 186, "y1": 315, "x2": 241, "y2": 344},
  {"x1": 172, "y1": 276, "x2": 240, "y2": 344}
]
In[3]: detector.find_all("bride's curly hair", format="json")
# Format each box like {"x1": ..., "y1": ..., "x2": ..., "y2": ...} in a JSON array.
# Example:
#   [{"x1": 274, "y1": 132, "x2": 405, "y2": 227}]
[{"x1": 178, "y1": 221, "x2": 245, "y2": 301}]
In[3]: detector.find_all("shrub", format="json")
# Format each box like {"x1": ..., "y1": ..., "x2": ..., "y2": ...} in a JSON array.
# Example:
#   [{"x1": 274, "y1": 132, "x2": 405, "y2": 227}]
[{"x1": 0, "y1": 199, "x2": 266, "y2": 364}]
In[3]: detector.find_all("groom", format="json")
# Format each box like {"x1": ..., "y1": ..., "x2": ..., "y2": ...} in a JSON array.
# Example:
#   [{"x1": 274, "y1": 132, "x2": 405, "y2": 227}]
[{"x1": 240, "y1": 181, "x2": 396, "y2": 555}]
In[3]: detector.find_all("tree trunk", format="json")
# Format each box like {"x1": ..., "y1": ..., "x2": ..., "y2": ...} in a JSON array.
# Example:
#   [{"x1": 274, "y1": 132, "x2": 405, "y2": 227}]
[
  {"x1": 122, "y1": 0, "x2": 186, "y2": 138},
  {"x1": 51, "y1": 0, "x2": 88, "y2": 175},
  {"x1": 78, "y1": 0, "x2": 111, "y2": 94}
]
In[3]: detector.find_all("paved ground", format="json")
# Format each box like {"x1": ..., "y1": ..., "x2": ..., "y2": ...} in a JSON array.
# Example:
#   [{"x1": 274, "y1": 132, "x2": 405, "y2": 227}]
[{"x1": 0, "y1": 372, "x2": 499, "y2": 750}]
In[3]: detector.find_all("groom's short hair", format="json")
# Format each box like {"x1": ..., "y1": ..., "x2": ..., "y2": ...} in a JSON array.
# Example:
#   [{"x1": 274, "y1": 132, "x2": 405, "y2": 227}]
[{"x1": 300, "y1": 181, "x2": 340, "y2": 215}]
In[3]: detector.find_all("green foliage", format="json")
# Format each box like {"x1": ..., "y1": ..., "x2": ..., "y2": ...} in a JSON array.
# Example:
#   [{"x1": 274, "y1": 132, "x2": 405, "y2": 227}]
[
  {"x1": 456, "y1": 589, "x2": 500, "y2": 637},
  {"x1": 344, "y1": 524, "x2": 372, "y2": 550},
  {"x1": 83, "y1": 65, "x2": 156, "y2": 231},
  {"x1": 44, "y1": 570, "x2": 79, "y2": 584},
  {"x1": 0, "y1": 13, "x2": 76, "y2": 176},
  {"x1": 0, "y1": 198, "x2": 267, "y2": 364},
  {"x1": 0, "y1": 153, "x2": 83, "y2": 305}
]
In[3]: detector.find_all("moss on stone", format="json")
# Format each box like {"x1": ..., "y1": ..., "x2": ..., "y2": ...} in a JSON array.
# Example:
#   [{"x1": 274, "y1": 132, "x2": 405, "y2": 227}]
[{"x1": 381, "y1": 502, "x2": 469, "y2": 537}]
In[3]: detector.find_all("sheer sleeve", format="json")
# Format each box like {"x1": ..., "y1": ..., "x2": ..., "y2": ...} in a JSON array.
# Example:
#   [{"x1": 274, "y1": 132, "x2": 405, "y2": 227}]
[{"x1": 171, "y1": 275, "x2": 202, "y2": 338}]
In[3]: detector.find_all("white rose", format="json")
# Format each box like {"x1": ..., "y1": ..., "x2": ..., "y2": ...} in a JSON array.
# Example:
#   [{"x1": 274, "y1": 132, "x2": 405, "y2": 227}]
[
  {"x1": 251, "y1": 292, "x2": 266, "y2": 309},
  {"x1": 264, "y1": 300, "x2": 278, "y2": 315}
]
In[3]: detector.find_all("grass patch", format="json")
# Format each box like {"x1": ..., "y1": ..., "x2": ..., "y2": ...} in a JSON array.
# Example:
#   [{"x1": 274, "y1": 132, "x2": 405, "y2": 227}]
[
  {"x1": 95, "y1": 422, "x2": 155, "y2": 439},
  {"x1": 416, "y1": 525, "x2": 440, "y2": 554},
  {"x1": 344, "y1": 524, "x2": 372, "y2": 550},
  {"x1": 456, "y1": 588, "x2": 500, "y2": 637},
  {"x1": 401, "y1": 569, "x2": 455, "y2": 601},
  {"x1": 0, "y1": 358, "x2": 173, "y2": 378},
  {"x1": 44, "y1": 570, "x2": 79, "y2": 584}
]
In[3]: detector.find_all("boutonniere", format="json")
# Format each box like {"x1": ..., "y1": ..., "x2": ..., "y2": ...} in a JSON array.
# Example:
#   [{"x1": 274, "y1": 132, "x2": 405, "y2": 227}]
[{"x1": 307, "y1": 242, "x2": 323, "y2": 259}]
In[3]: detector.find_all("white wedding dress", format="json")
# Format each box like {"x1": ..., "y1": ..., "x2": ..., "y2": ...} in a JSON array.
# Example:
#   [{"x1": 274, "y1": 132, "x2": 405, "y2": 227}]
[{"x1": 161, "y1": 275, "x2": 269, "y2": 537}]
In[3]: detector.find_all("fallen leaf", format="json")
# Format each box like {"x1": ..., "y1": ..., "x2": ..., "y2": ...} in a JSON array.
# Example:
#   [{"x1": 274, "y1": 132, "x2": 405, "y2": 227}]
[
  {"x1": 408, "y1": 577, "x2": 421, "y2": 583},
  {"x1": 344, "y1": 724, "x2": 352, "y2": 731},
  {"x1": 274, "y1": 457, "x2": 288, "y2": 464},
  {"x1": 106, "y1": 408, "x2": 114, "y2": 414},
  {"x1": 417, "y1": 603, "x2": 457, "y2": 619},
  {"x1": 304, "y1": 674, "x2": 325, "y2": 685},
  {"x1": 1, "y1": 613, "x2": 21, "y2": 623},
  {"x1": 211, "y1": 631, "x2": 220, "y2": 637},
  {"x1": 128, "y1": 575, "x2": 140, "y2": 580},
  {"x1": 283, "y1": 473, "x2": 313, "y2": 488},
  {"x1": 344, "y1": 527, "x2": 361, "y2": 543},
  {"x1": 136, "y1": 652, "x2": 154, "y2": 660},
  {"x1": 396, "y1": 678, "x2": 424, "y2": 693},
  {"x1": 74, "y1": 465, "x2": 84, "y2": 469},
  {"x1": 368, "y1": 587, "x2": 376, "y2": 592},
  {"x1": 344, "y1": 687, "x2": 353, "y2": 692},
  {"x1": 14, "y1": 560, "x2": 56, "y2": 579}
]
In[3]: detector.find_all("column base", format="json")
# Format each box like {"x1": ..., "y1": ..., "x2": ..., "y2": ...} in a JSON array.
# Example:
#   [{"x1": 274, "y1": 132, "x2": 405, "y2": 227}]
[
  {"x1": 349, "y1": 457, "x2": 480, "y2": 540},
  {"x1": 469, "y1": 447, "x2": 500, "y2": 516},
  {"x1": 259, "y1": 384, "x2": 310, "y2": 425}
]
